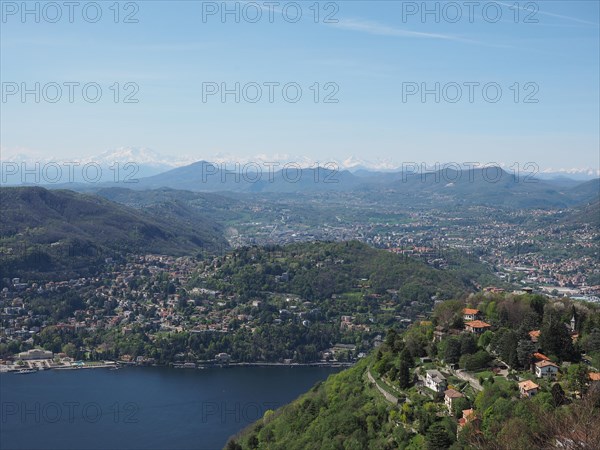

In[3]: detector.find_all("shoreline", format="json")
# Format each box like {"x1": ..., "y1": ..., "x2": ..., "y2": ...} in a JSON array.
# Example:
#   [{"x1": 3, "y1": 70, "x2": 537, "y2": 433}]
[{"x1": 1, "y1": 360, "x2": 354, "y2": 374}]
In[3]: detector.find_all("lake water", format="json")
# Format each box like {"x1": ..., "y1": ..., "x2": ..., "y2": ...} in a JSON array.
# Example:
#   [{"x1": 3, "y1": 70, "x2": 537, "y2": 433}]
[{"x1": 0, "y1": 366, "x2": 342, "y2": 450}]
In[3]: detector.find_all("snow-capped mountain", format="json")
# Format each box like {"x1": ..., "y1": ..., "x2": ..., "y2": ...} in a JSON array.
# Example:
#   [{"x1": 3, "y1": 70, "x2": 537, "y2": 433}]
[
  {"x1": 197, "y1": 153, "x2": 402, "y2": 172},
  {"x1": 538, "y1": 167, "x2": 600, "y2": 180},
  {"x1": 0, "y1": 147, "x2": 195, "y2": 185},
  {"x1": 1, "y1": 147, "x2": 598, "y2": 185},
  {"x1": 338, "y1": 155, "x2": 402, "y2": 172},
  {"x1": 83, "y1": 147, "x2": 194, "y2": 170}
]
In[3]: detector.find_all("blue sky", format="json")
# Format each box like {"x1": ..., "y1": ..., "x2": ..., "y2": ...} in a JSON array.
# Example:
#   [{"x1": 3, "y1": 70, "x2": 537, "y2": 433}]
[{"x1": 1, "y1": 0, "x2": 599, "y2": 170}]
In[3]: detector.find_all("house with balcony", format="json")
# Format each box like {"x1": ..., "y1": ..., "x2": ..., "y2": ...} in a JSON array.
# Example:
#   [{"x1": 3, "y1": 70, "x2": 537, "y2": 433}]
[
  {"x1": 534, "y1": 360, "x2": 559, "y2": 379},
  {"x1": 463, "y1": 308, "x2": 481, "y2": 322},
  {"x1": 465, "y1": 320, "x2": 491, "y2": 334}
]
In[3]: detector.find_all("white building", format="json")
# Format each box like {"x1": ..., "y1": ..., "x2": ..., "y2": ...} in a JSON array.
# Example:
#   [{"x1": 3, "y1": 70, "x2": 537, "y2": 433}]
[
  {"x1": 535, "y1": 360, "x2": 559, "y2": 379},
  {"x1": 17, "y1": 349, "x2": 53, "y2": 360},
  {"x1": 463, "y1": 308, "x2": 481, "y2": 322},
  {"x1": 425, "y1": 370, "x2": 447, "y2": 393}
]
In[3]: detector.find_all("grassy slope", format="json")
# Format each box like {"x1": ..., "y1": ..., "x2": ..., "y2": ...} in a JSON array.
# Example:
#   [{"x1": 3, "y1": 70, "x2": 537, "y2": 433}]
[{"x1": 229, "y1": 357, "x2": 402, "y2": 450}]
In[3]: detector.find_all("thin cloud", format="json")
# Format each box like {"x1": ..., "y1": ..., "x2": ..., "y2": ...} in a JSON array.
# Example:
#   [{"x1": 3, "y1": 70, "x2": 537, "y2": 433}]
[
  {"x1": 330, "y1": 18, "x2": 478, "y2": 43},
  {"x1": 329, "y1": 18, "x2": 518, "y2": 49},
  {"x1": 128, "y1": 42, "x2": 216, "y2": 52},
  {"x1": 496, "y1": 1, "x2": 599, "y2": 26}
]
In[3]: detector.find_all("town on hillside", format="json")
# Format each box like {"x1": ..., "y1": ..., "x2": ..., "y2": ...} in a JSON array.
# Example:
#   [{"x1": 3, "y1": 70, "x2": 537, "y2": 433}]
[{"x1": 366, "y1": 293, "x2": 600, "y2": 448}]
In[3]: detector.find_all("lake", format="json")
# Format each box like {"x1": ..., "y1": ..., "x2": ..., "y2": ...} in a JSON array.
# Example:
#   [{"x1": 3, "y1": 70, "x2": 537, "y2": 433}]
[{"x1": 0, "y1": 365, "x2": 342, "y2": 450}]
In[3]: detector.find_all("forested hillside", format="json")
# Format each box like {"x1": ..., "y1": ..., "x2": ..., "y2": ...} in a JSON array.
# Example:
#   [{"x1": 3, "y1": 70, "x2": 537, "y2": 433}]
[
  {"x1": 6, "y1": 241, "x2": 490, "y2": 364},
  {"x1": 0, "y1": 187, "x2": 228, "y2": 282},
  {"x1": 229, "y1": 292, "x2": 600, "y2": 449}
]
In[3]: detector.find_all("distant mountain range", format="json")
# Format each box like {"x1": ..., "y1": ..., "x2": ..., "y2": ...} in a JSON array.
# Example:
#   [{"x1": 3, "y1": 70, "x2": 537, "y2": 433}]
[
  {"x1": 2, "y1": 152, "x2": 598, "y2": 209},
  {"x1": 2, "y1": 148, "x2": 598, "y2": 183},
  {"x1": 561, "y1": 198, "x2": 600, "y2": 228},
  {"x1": 111, "y1": 163, "x2": 599, "y2": 209}
]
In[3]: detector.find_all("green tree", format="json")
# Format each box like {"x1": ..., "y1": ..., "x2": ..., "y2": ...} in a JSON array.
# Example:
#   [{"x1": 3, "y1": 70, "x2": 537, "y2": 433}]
[
  {"x1": 433, "y1": 300, "x2": 464, "y2": 330},
  {"x1": 400, "y1": 348, "x2": 414, "y2": 369},
  {"x1": 516, "y1": 339, "x2": 536, "y2": 369},
  {"x1": 225, "y1": 440, "x2": 242, "y2": 450},
  {"x1": 61, "y1": 342, "x2": 77, "y2": 358},
  {"x1": 441, "y1": 337, "x2": 461, "y2": 364},
  {"x1": 398, "y1": 360, "x2": 411, "y2": 389},
  {"x1": 567, "y1": 363, "x2": 590, "y2": 394},
  {"x1": 492, "y1": 328, "x2": 518, "y2": 367},
  {"x1": 539, "y1": 316, "x2": 575, "y2": 361},
  {"x1": 426, "y1": 422, "x2": 454, "y2": 449},
  {"x1": 459, "y1": 350, "x2": 491, "y2": 371},
  {"x1": 585, "y1": 328, "x2": 600, "y2": 354},
  {"x1": 478, "y1": 330, "x2": 493, "y2": 349},
  {"x1": 551, "y1": 383, "x2": 566, "y2": 407},
  {"x1": 452, "y1": 397, "x2": 470, "y2": 419},
  {"x1": 459, "y1": 334, "x2": 477, "y2": 355}
]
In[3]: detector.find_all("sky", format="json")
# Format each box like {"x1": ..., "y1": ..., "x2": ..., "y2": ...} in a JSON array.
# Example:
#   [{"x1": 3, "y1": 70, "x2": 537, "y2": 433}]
[{"x1": 1, "y1": 0, "x2": 599, "y2": 171}]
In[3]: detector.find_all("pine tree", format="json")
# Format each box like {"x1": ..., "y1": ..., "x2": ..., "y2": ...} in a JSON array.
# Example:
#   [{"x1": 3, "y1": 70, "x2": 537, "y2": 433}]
[
  {"x1": 516, "y1": 339, "x2": 536, "y2": 368},
  {"x1": 551, "y1": 383, "x2": 566, "y2": 407},
  {"x1": 539, "y1": 316, "x2": 575, "y2": 361},
  {"x1": 426, "y1": 422, "x2": 453, "y2": 449},
  {"x1": 398, "y1": 361, "x2": 411, "y2": 389}
]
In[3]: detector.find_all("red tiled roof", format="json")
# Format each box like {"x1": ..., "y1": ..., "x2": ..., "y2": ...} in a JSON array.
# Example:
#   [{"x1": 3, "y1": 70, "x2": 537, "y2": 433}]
[
  {"x1": 533, "y1": 352, "x2": 550, "y2": 361},
  {"x1": 535, "y1": 360, "x2": 558, "y2": 369},
  {"x1": 463, "y1": 308, "x2": 480, "y2": 315},
  {"x1": 518, "y1": 380, "x2": 539, "y2": 391},
  {"x1": 465, "y1": 320, "x2": 491, "y2": 329}
]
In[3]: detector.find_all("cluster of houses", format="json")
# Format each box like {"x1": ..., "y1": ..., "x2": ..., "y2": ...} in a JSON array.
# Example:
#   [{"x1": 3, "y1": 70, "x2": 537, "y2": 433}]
[
  {"x1": 1, "y1": 253, "x2": 388, "y2": 366},
  {"x1": 462, "y1": 308, "x2": 492, "y2": 334},
  {"x1": 423, "y1": 369, "x2": 480, "y2": 435},
  {"x1": 417, "y1": 304, "x2": 600, "y2": 431}
]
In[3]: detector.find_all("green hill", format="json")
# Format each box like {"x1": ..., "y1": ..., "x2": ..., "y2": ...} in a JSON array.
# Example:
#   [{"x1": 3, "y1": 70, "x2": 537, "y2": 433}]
[
  {"x1": 214, "y1": 241, "x2": 481, "y2": 304},
  {"x1": 91, "y1": 187, "x2": 243, "y2": 224},
  {"x1": 125, "y1": 241, "x2": 484, "y2": 364},
  {"x1": 229, "y1": 357, "x2": 395, "y2": 450},
  {"x1": 0, "y1": 187, "x2": 228, "y2": 281},
  {"x1": 563, "y1": 198, "x2": 600, "y2": 228}
]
